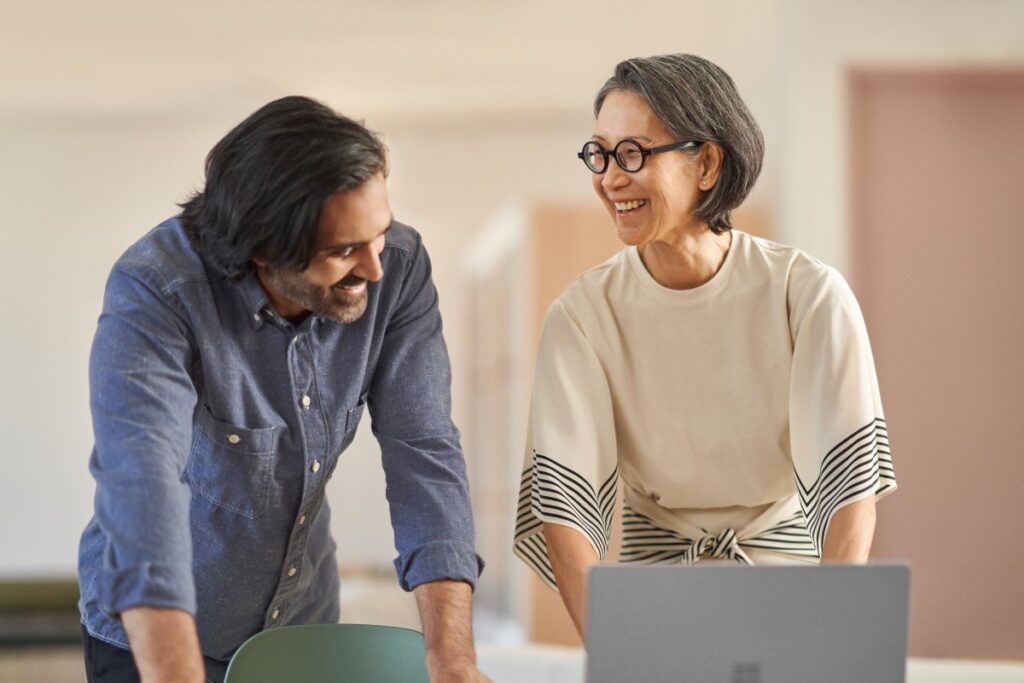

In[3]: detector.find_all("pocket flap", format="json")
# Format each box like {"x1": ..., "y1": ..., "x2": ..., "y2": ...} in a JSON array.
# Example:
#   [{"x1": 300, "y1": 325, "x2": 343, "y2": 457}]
[{"x1": 196, "y1": 407, "x2": 279, "y2": 455}]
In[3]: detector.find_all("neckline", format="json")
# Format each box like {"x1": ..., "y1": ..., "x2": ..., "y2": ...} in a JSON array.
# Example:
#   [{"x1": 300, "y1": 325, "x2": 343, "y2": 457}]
[{"x1": 625, "y1": 230, "x2": 744, "y2": 303}]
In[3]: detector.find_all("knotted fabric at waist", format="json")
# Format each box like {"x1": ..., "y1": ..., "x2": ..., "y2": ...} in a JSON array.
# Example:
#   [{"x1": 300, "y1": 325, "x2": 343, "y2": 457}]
[{"x1": 620, "y1": 491, "x2": 819, "y2": 565}]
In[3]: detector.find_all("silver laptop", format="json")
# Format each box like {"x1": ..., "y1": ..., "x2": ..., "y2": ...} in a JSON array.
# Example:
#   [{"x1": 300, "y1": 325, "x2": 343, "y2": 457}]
[{"x1": 585, "y1": 565, "x2": 909, "y2": 683}]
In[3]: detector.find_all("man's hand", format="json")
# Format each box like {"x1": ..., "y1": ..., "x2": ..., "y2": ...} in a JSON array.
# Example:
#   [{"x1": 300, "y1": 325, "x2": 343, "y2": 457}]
[
  {"x1": 413, "y1": 580, "x2": 492, "y2": 683},
  {"x1": 425, "y1": 659, "x2": 491, "y2": 683},
  {"x1": 121, "y1": 606, "x2": 204, "y2": 683}
]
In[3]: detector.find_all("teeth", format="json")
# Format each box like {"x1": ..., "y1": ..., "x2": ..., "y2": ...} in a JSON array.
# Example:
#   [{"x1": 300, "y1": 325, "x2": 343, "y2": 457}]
[{"x1": 615, "y1": 200, "x2": 646, "y2": 211}]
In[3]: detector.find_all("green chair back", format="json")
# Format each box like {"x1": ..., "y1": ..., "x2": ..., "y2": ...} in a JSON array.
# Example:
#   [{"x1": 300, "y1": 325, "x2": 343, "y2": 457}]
[{"x1": 223, "y1": 623, "x2": 430, "y2": 683}]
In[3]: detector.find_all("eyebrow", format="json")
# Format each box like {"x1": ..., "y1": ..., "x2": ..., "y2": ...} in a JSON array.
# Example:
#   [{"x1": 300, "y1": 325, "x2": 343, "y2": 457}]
[
  {"x1": 592, "y1": 134, "x2": 654, "y2": 144},
  {"x1": 319, "y1": 216, "x2": 395, "y2": 253}
]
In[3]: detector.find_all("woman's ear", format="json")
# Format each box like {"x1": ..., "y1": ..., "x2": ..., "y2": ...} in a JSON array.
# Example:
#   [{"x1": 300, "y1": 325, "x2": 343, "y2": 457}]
[{"x1": 698, "y1": 142, "x2": 725, "y2": 191}]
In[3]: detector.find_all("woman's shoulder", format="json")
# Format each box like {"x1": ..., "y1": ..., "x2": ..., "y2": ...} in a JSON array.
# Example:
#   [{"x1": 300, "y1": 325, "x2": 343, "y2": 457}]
[
  {"x1": 729, "y1": 231, "x2": 862, "y2": 330},
  {"x1": 735, "y1": 231, "x2": 845, "y2": 293},
  {"x1": 553, "y1": 248, "x2": 630, "y2": 310}
]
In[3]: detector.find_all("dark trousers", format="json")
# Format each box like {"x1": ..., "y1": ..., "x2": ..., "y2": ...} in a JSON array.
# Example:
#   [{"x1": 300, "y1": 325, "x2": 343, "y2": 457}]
[{"x1": 81, "y1": 626, "x2": 229, "y2": 683}]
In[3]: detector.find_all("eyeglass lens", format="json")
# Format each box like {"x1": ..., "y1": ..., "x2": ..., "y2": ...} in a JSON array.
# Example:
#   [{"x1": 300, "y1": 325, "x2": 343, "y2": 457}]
[
  {"x1": 614, "y1": 141, "x2": 645, "y2": 172},
  {"x1": 582, "y1": 142, "x2": 607, "y2": 173}
]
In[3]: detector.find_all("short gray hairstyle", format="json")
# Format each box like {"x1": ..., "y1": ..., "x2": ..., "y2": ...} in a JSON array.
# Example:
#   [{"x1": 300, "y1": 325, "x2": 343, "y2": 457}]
[{"x1": 594, "y1": 54, "x2": 764, "y2": 234}]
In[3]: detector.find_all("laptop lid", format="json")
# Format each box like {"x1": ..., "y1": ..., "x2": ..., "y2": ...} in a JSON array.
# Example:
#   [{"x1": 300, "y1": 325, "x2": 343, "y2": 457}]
[{"x1": 585, "y1": 565, "x2": 909, "y2": 683}]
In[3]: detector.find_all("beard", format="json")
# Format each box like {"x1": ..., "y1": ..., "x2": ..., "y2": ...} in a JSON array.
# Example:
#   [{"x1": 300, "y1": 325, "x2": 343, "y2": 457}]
[{"x1": 262, "y1": 267, "x2": 369, "y2": 324}]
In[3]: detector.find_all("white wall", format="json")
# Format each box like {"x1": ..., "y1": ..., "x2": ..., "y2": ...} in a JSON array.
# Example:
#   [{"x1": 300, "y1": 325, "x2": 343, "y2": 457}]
[
  {"x1": 0, "y1": 107, "x2": 256, "y2": 575},
  {"x1": 778, "y1": 0, "x2": 1024, "y2": 273},
  {"x1": 2, "y1": 0, "x2": 1023, "y2": 578}
]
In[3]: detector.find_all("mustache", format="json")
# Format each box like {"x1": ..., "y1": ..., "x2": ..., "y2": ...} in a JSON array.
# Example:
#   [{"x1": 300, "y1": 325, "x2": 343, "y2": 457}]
[{"x1": 332, "y1": 275, "x2": 367, "y2": 289}]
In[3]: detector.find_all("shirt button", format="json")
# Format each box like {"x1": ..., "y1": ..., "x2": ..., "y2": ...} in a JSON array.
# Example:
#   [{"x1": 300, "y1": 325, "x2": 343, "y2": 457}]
[
  {"x1": 649, "y1": 491, "x2": 661, "y2": 502},
  {"x1": 301, "y1": 395, "x2": 311, "y2": 409},
  {"x1": 298, "y1": 514, "x2": 306, "y2": 526},
  {"x1": 271, "y1": 609, "x2": 280, "y2": 620},
  {"x1": 287, "y1": 566, "x2": 297, "y2": 577},
  {"x1": 252, "y1": 313, "x2": 261, "y2": 322},
  {"x1": 311, "y1": 460, "x2": 321, "y2": 473},
  {"x1": 227, "y1": 434, "x2": 241, "y2": 445}
]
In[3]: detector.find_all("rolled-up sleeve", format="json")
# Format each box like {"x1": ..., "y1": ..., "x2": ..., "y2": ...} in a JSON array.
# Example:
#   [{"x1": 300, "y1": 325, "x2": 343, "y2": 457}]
[
  {"x1": 368, "y1": 236, "x2": 484, "y2": 591},
  {"x1": 89, "y1": 264, "x2": 198, "y2": 616}
]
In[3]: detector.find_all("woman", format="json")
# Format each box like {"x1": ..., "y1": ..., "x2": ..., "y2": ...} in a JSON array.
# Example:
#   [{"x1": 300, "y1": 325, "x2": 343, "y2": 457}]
[{"x1": 513, "y1": 54, "x2": 897, "y2": 637}]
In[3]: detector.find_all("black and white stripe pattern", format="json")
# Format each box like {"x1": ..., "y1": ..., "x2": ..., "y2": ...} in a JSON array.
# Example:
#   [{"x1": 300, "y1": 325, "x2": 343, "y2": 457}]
[
  {"x1": 620, "y1": 506, "x2": 818, "y2": 565},
  {"x1": 513, "y1": 452, "x2": 617, "y2": 589},
  {"x1": 796, "y1": 417, "x2": 895, "y2": 553}
]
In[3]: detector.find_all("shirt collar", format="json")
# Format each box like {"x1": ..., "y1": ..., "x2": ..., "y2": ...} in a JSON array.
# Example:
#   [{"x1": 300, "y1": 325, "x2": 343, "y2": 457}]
[
  {"x1": 237, "y1": 271, "x2": 272, "y2": 330},
  {"x1": 236, "y1": 269, "x2": 327, "y2": 331}
]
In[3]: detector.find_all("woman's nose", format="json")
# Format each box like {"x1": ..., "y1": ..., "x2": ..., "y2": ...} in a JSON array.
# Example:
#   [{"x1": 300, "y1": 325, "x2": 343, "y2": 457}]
[{"x1": 601, "y1": 161, "x2": 630, "y2": 192}]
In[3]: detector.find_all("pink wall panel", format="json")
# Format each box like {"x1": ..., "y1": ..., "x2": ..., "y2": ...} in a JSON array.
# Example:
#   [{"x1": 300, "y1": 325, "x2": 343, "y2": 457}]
[{"x1": 850, "y1": 70, "x2": 1024, "y2": 658}]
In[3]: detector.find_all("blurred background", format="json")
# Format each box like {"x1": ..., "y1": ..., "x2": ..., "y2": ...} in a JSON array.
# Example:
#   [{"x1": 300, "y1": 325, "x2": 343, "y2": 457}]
[{"x1": 2, "y1": 0, "x2": 1023, "y2": 680}]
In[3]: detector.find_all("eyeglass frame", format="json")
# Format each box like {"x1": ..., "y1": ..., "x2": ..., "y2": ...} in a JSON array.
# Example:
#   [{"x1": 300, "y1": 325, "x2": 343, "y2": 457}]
[{"x1": 577, "y1": 139, "x2": 703, "y2": 174}]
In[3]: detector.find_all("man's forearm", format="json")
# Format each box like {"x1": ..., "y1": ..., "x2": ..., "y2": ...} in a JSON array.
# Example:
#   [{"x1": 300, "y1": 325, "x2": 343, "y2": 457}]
[
  {"x1": 413, "y1": 579, "x2": 490, "y2": 682},
  {"x1": 121, "y1": 607, "x2": 204, "y2": 683},
  {"x1": 821, "y1": 497, "x2": 876, "y2": 563}
]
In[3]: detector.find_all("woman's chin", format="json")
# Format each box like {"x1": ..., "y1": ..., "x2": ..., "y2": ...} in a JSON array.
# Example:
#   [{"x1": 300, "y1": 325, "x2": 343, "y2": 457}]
[{"x1": 615, "y1": 222, "x2": 648, "y2": 246}]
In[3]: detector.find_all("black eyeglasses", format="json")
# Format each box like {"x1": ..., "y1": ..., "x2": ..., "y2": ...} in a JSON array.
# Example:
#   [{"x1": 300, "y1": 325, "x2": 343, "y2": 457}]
[{"x1": 578, "y1": 139, "x2": 702, "y2": 174}]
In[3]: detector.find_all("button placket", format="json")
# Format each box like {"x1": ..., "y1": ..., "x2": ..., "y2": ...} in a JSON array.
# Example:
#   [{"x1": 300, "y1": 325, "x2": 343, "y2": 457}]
[{"x1": 263, "y1": 329, "x2": 326, "y2": 625}]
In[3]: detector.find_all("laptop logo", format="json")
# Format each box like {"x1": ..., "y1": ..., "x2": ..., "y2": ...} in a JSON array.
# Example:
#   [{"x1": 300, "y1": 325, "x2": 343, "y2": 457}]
[{"x1": 731, "y1": 662, "x2": 762, "y2": 683}]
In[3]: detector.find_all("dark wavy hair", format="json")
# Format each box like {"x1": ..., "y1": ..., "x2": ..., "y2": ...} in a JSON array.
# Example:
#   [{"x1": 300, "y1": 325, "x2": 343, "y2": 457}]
[
  {"x1": 595, "y1": 54, "x2": 764, "y2": 234},
  {"x1": 179, "y1": 96, "x2": 388, "y2": 280}
]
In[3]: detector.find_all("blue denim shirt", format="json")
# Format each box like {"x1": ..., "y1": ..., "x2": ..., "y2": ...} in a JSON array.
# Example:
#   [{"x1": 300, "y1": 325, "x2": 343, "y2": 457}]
[{"x1": 78, "y1": 217, "x2": 483, "y2": 661}]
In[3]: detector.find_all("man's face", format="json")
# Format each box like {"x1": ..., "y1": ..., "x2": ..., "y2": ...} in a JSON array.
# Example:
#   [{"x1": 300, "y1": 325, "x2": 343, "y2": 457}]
[{"x1": 256, "y1": 172, "x2": 392, "y2": 324}]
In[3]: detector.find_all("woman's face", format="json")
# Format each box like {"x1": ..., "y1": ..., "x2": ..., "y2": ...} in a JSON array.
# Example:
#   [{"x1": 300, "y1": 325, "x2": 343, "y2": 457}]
[{"x1": 591, "y1": 90, "x2": 706, "y2": 246}]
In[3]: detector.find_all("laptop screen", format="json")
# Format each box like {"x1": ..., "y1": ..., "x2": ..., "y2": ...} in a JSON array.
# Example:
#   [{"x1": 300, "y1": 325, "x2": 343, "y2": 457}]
[{"x1": 585, "y1": 565, "x2": 909, "y2": 683}]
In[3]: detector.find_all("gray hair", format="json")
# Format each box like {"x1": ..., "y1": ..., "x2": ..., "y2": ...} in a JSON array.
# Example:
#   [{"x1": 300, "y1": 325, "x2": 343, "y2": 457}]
[{"x1": 594, "y1": 54, "x2": 764, "y2": 234}]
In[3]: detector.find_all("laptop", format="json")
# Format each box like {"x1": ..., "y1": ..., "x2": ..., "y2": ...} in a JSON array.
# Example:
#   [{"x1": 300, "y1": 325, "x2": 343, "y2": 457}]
[{"x1": 585, "y1": 565, "x2": 910, "y2": 683}]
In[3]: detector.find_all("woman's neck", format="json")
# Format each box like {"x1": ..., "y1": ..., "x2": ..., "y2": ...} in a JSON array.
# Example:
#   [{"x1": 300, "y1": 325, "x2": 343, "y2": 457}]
[{"x1": 637, "y1": 224, "x2": 732, "y2": 290}]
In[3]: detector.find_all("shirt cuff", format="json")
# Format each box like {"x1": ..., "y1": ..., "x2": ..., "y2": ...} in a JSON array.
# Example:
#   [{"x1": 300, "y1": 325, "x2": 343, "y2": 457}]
[
  {"x1": 393, "y1": 540, "x2": 485, "y2": 592},
  {"x1": 98, "y1": 561, "x2": 197, "y2": 617}
]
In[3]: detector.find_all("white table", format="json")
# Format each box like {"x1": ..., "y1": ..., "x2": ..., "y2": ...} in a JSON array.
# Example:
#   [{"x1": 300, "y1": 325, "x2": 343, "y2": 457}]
[{"x1": 476, "y1": 644, "x2": 1024, "y2": 683}]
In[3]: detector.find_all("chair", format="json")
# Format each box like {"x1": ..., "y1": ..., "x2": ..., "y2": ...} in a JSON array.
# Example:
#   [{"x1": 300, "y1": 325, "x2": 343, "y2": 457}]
[{"x1": 223, "y1": 623, "x2": 430, "y2": 683}]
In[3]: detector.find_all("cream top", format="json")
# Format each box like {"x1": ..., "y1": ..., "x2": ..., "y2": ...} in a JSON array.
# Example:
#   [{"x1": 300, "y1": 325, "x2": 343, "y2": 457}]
[{"x1": 514, "y1": 231, "x2": 896, "y2": 588}]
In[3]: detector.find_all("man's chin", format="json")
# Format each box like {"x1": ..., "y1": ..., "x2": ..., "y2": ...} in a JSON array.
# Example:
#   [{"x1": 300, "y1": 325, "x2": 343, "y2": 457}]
[{"x1": 320, "y1": 293, "x2": 368, "y2": 324}]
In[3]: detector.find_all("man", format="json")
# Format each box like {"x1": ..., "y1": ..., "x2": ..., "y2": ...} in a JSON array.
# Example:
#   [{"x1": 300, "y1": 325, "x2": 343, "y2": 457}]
[{"x1": 78, "y1": 96, "x2": 488, "y2": 682}]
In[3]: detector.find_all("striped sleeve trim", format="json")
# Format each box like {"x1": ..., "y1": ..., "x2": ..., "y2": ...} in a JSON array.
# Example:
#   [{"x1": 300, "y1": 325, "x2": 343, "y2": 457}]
[
  {"x1": 796, "y1": 417, "x2": 896, "y2": 553},
  {"x1": 513, "y1": 453, "x2": 617, "y2": 590},
  {"x1": 620, "y1": 506, "x2": 819, "y2": 563}
]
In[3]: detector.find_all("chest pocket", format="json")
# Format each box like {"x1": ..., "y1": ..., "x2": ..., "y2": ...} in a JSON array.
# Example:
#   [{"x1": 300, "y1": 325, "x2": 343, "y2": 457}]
[
  {"x1": 325, "y1": 401, "x2": 365, "y2": 482},
  {"x1": 187, "y1": 407, "x2": 280, "y2": 519},
  {"x1": 342, "y1": 401, "x2": 365, "y2": 451}
]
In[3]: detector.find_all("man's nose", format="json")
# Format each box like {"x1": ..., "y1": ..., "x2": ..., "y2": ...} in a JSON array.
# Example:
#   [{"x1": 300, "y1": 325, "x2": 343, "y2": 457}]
[{"x1": 354, "y1": 245, "x2": 384, "y2": 283}]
